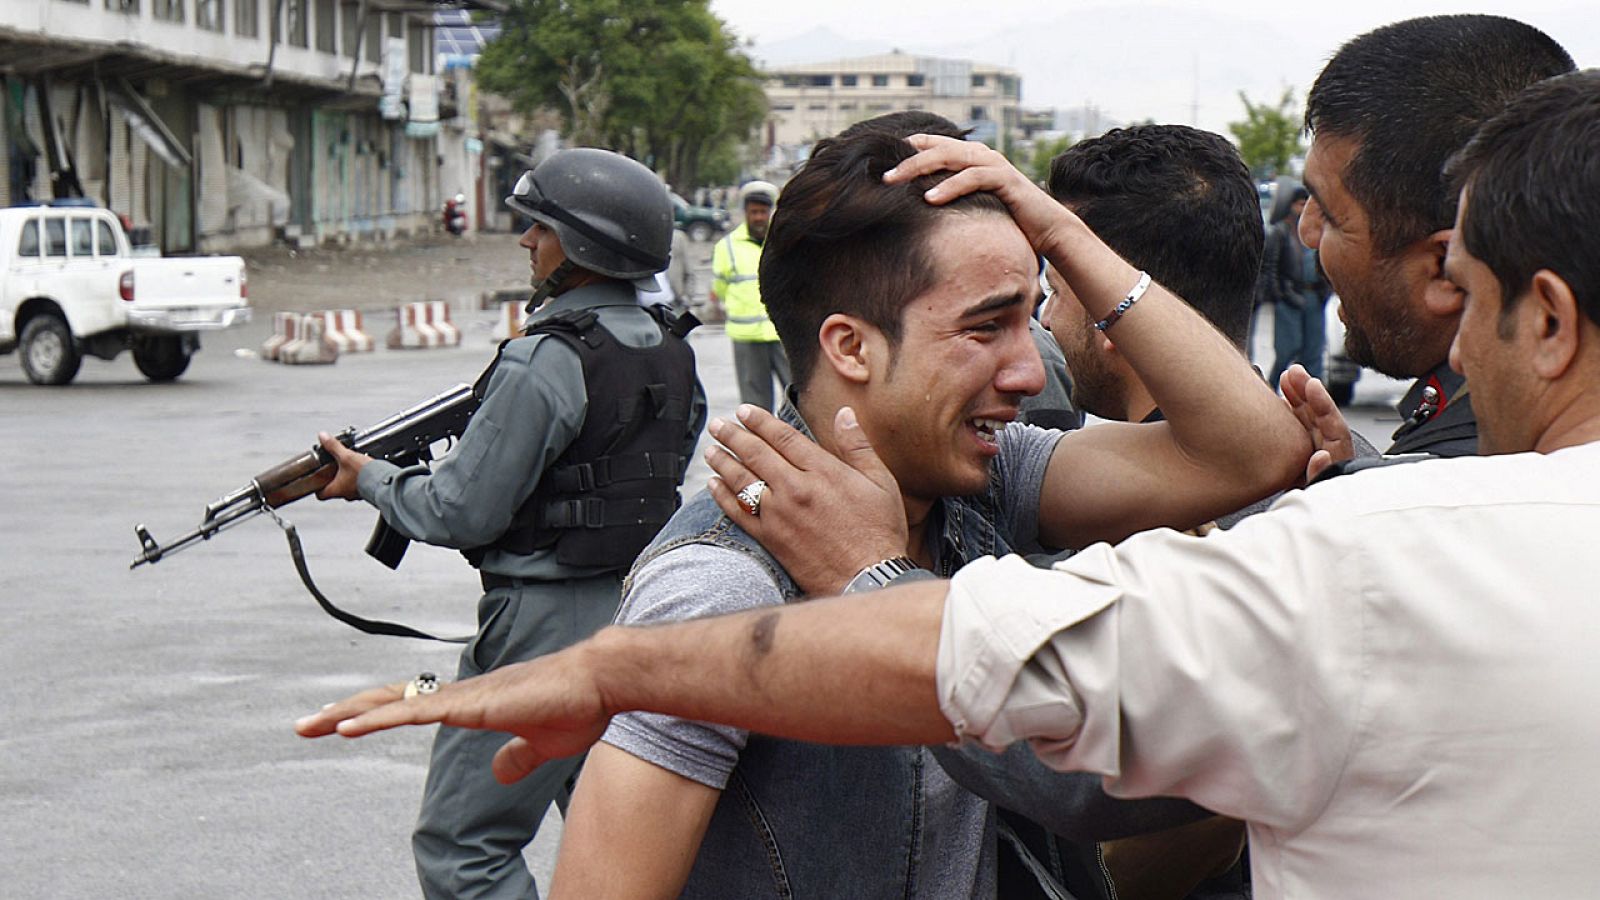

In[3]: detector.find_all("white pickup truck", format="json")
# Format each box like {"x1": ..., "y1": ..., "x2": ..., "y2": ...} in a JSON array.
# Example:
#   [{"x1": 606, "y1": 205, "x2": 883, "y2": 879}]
[{"x1": 0, "y1": 204, "x2": 250, "y2": 385}]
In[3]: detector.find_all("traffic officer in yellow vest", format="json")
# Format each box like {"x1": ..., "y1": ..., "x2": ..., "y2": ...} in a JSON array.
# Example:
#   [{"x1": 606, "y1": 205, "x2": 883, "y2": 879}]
[{"x1": 711, "y1": 180, "x2": 790, "y2": 411}]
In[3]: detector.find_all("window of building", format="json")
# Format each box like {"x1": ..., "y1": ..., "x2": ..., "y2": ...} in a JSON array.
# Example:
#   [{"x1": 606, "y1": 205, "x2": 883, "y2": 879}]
[
  {"x1": 365, "y1": 7, "x2": 381, "y2": 59},
  {"x1": 44, "y1": 220, "x2": 67, "y2": 258},
  {"x1": 807, "y1": 104, "x2": 827, "y2": 111},
  {"x1": 807, "y1": 75, "x2": 832, "y2": 87},
  {"x1": 906, "y1": 74, "x2": 925, "y2": 88},
  {"x1": 840, "y1": 75, "x2": 857, "y2": 87},
  {"x1": 1000, "y1": 75, "x2": 1019, "y2": 98},
  {"x1": 870, "y1": 74, "x2": 889, "y2": 87},
  {"x1": 70, "y1": 219, "x2": 93, "y2": 257},
  {"x1": 340, "y1": 1, "x2": 359, "y2": 56},
  {"x1": 96, "y1": 220, "x2": 117, "y2": 257},
  {"x1": 196, "y1": 0, "x2": 223, "y2": 30},
  {"x1": 772, "y1": 103, "x2": 795, "y2": 112},
  {"x1": 906, "y1": 103, "x2": 922, "y2": 110},
  {"x1": 276, "y1": 0, "x2": 308, "y2": 47},
  {"x1": 867, "y1": 103, "x2": 891, "y2": 112},
  {"x1": 408, "y1": 19, "x2": 426, "y2": 72},
  {"x1": 234, "y1": 0, "x2": 257, "y2": 36},
  {"x1": 153, "y1": 0, "x2": 184, "y2": 23},
  {"x1": 17, "y1": 221, "x2": 39, "y2": 258},
  {"x1": 60, "y1": 0, "x2": 90, "y2": 5},
  {"x1": 106, "y1": 0, "x2": 140, "y2": 13},
  {"x1": 971, "y1": 74, "x2": 986, "y2": 88},
  {"x1": 780, "y1": 75, "x2": 803, "y2": 88},
  {"x1": 315, "y1": 0, "x2": 336, "y2": 52},
  {"x1": 838, "y1": 103, "x2": 857, "y2": 111}
]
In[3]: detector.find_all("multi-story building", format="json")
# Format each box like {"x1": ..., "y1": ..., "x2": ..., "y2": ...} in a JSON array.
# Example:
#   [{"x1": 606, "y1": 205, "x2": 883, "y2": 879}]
[
  {"x1": 760, "y1": 51, "x2": 1020, "y2": 164},
  {"x1": 0, "y1": 0, "x2": 498, "y2": 253}
]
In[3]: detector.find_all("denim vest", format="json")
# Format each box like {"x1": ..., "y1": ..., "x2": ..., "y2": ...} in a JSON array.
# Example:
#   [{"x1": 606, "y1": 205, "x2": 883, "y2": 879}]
[{"x1": 620, "y1": 406, "x2": 1008, "y2": 898}]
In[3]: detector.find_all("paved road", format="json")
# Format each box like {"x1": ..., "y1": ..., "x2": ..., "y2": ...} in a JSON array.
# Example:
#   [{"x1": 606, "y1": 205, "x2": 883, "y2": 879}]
[
  {"x1": 0, "y1": 282, "x2": 741, "y2": 898},
  {"x1": 0, "y1": 234, "x2": 1409, "y2": 898}
]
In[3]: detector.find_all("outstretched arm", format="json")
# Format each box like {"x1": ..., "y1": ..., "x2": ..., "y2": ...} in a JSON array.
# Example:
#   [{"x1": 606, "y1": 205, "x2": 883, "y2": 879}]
[{"x1": 296, "y1": 579, "x2": 954, "y2": 782}]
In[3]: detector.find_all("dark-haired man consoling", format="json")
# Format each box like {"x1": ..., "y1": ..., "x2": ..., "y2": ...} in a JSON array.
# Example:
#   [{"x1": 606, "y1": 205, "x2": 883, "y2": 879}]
[{"x1": 1300, "y1": 13, "x2": 1573, "y2": 457}]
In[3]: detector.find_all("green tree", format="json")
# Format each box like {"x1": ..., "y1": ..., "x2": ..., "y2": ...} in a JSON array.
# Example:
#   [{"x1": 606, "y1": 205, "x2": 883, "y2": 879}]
[
  {"x1": 1026, "y1": 135, "x2": 1075, "y2": 185},
  {"x1": 1229, "y1": 89, "x2": 1305, "y2": 180},
  {"x1": 476, "y1": 0, "x2": 766, "y2": 189}
]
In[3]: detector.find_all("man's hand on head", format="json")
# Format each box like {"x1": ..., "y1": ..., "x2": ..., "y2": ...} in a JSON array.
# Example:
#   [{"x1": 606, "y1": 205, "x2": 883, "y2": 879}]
[
  {"x1": 1280, "y1": 365, "x2": 1355, "y2": 483},
  {"x1": 883, "y1": 134, "x2": 1078, "y2": 261},
  {"x1": 706, "y1": 405, "x2": 909, "y2": 595},
  {"x1": 294, "y1": 644, "x2": 612, "y2": 785},
  {"x1": 314, "y1": 431, "x2": 372, "y2": 501}
]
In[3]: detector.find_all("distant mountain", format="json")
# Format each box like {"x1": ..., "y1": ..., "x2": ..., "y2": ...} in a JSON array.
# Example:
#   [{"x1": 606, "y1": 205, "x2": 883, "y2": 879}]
[
  {"x1": 748, "y1": 26, "x2": 895, "y2": 68},
  {"x1": 929, "y1": 5, "x2": 1317, "y2": 134}
]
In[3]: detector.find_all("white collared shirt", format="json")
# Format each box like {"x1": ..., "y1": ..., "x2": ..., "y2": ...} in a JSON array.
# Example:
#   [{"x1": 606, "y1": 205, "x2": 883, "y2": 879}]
[{"x1": 938, "y1": 441, "x2": 1600, "y2": 898}]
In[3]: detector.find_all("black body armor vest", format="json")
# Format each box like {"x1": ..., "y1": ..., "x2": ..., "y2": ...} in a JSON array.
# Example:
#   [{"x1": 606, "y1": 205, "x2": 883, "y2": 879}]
[{"x1": 464, "y1": 305, "x2": 699, "y2": 570}]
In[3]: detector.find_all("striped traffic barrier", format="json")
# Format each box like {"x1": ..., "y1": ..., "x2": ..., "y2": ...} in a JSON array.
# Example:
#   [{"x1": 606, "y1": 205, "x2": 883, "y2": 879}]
[
  {"x1": 493, "y1": 299, "x2": 526, "y2": 340},
  {"x1": 387, "y1": 301, "x2": 462, "y2": 349},
  {"x1": 279, "y1": 315, "x2": 339, "y2": 365},
  {"x1": 315, "y1": 309, "x2": 375, "y2": 353},
  {"x1": 261, "y1": 311, "x2": 298, "y2": 361},
  {"x1": 426, "y1": 300, "x2": 461, "y2": 346},
  {"x1": 387, "y1": 302, "x2": 441, "y2": 349}
]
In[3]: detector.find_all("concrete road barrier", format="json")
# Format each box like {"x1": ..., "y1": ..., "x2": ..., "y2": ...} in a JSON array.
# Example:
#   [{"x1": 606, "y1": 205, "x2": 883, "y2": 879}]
[
  {"x1": 493, "y1": 300, "x2": 527, "y2": 341},
  {"x1": 316, "y1": 310, "x2": 376, "y2": 353},
  {"x1": 261, "y1": 311, "x2": 299, "y2": 361},
  {"x1": 279, "y1": 315, "x2": 340, "y2": 365},
  {"x1": 387, "y1": 301, "x2": 462, "y2": 349}
]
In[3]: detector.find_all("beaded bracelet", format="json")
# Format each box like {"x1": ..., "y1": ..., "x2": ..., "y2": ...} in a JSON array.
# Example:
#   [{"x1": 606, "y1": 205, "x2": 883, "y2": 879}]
[{"x1": 1093, "y1": 271, "x2": 1152, "y2": 332}]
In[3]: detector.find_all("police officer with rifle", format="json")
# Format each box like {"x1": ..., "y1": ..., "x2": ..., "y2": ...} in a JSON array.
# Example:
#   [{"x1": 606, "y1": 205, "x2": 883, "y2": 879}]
[{"x1": 314, "y1": 148, "x2": 705, "y2": 898}]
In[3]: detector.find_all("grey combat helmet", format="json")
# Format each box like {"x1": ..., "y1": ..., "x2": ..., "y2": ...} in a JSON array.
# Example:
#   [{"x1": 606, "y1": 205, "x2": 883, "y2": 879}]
[{"x1": 506, "y1": 148, "x2": 673, "y2": 280}]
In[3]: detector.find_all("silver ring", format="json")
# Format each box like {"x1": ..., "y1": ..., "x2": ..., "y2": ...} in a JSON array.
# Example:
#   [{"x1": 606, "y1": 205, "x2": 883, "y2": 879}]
[
  {"x1": 736, "y1": 480, "x2": 768, "y2": 516},
  {"x1": 403, "y1": 671, "x2": 440, "y2": 700}
]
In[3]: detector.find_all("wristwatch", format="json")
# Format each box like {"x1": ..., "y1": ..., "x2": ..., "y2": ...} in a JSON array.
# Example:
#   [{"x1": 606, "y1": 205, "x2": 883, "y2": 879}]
[{"x1": 843, "y1": 556, "x2": 933, "y2": 594}]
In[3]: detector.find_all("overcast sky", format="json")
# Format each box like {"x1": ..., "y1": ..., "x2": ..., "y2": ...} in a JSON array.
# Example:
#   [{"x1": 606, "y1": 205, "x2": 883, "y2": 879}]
[{"x1": 708, "y1": 1, "x2": 1595, "y2": 135}]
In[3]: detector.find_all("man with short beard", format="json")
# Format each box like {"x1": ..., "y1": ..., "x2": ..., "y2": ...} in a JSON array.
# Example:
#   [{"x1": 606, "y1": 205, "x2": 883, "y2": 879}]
[{"x1": 1300, "y1": 14, "x2": 1573, "y2": 457}]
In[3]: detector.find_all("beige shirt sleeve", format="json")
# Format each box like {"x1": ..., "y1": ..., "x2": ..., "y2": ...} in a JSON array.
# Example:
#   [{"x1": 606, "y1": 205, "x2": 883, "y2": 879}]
[{"x1": 937, "y1": 492, "x2": 1368, "y2": 832}]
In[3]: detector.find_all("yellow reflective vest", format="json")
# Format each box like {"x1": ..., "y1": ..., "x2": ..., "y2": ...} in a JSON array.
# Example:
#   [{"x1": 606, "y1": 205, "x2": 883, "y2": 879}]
[{"x1": 712, "y1": 224, "x2": 778, "y2": 343}]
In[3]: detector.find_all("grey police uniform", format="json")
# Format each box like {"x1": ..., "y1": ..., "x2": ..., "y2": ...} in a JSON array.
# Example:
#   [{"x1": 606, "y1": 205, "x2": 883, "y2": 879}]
[{"x1": 356, "y1": 280, "x2": 706, "y2": 899}]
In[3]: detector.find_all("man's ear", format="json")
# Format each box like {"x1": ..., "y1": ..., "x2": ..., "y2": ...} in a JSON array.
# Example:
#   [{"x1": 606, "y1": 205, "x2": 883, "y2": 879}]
[
  {"x1": 1420, "y1": 229, "x2": 1463, "y2": 318},
  {"x1": 817, "y1": 313, "x2": 876, "y2": 385},
  {"x1": 1526, "y1": 269, "x2": 1582, "y2": 381}
]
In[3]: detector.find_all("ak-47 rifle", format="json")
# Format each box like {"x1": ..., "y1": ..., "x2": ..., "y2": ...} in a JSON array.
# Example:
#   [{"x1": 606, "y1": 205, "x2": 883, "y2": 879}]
[{"x1": 129, "y1": 383, "x2": 480, "y2": 641}]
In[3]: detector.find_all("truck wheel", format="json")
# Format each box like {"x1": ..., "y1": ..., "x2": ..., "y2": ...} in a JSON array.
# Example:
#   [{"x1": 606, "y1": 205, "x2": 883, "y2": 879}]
[
  {"x1": 19, "y1": 313, "x2": 82, "y2": 385},
  {"x1": 687, "y1": 222, "x2": 713, "y2": 243},
  {"x1": 133, "y1": 335, "x2": 192, "y2": 383}
]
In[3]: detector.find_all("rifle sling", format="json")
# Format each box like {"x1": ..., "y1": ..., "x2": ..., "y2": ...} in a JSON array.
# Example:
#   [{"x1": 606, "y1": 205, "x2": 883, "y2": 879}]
[{"x1": 266, "y1": 507, "x2": 470, "y2": 643}]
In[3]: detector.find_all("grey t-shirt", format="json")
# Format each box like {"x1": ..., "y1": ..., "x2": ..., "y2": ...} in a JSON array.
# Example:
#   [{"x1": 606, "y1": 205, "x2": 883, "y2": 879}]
[{"x1": 601, "y1": 422, "x2": 1065, "y2": 898}]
